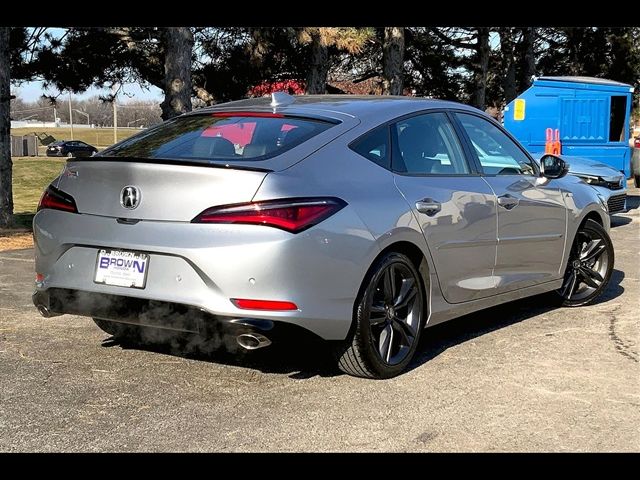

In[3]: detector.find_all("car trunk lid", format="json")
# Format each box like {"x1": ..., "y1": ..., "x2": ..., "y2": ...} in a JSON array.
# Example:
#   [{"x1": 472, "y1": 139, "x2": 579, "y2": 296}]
[{"x1": 54, "y1": 160, "x2": 269, "y2": 222}]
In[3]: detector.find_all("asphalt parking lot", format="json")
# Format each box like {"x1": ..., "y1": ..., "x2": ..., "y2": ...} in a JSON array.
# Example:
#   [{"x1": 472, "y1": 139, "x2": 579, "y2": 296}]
[{"x1": 1, "y1": 190, "x2": 638, "y2": 452}]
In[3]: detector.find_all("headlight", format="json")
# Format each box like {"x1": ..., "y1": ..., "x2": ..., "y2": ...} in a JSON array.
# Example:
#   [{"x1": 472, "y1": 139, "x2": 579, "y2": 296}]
[{"x1": 575, "y1": 174, "x2": 607, "y2": 187}]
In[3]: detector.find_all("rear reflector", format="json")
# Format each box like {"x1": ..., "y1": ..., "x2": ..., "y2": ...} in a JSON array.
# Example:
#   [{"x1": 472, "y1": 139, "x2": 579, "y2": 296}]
[
  {"x1": 37, "y1": 185, "x2": 78, "y2": 213},
  {"x1": 192, "y1": 197, "x2": 346, "y2": 233},
  {"x1": 231, "y1": 298, "x2": 298, "y2": 311}
]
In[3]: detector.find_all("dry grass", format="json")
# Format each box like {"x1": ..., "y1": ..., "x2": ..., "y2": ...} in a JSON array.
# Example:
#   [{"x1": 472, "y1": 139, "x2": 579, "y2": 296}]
[
  {"x1": 0, "y1": 157, "x2": 66, "y2": 251},
  {"x1": 0, "y1": 233, "x2": 33, "y2": 252},
  {"x1": 12, "y1": 157, "x2": 67, "y2": 215},
  {"x1": 11, "y1": 126, "x2": 140, "y2": 151}
]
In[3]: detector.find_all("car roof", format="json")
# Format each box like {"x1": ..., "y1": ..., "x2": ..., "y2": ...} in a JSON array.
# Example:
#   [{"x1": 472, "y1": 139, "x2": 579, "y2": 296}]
[{"x1": 191, "y1": 95, "x2": 486, "y2": 125}]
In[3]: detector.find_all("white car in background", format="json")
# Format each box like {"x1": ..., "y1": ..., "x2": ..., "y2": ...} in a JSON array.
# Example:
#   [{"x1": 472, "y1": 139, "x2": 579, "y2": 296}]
[
  {"x1": 530, "y1": 153, "x2": 627, "y2": 214},
  {"x1": 459, "y1": 136, "x2": 627, "y2": 214}
]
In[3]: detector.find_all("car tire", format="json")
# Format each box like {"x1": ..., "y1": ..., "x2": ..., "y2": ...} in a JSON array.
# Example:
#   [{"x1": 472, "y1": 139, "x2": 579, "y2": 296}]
[
  {"x1": 555, "y1": 219, "x2": 614, "y2": 307},
  {"x1": 634, "y1": 174, "x2": 640, "y2": 188},
  {"x1": 335, "y1": 252, "x2": 425, "y2": 379},
  {"x1": 66, "y1": 152, "x2": 74, "y2": 158}
]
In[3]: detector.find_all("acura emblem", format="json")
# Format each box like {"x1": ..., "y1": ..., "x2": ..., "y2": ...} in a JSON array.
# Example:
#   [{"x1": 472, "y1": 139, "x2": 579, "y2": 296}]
[{"x1": 120, "y1": 186, "x2": 141, "y2": 209}]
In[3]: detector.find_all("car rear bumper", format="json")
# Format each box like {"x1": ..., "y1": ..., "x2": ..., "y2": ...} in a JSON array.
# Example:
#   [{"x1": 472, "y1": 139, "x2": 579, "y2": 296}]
[
  {"x1": 32, "y1": 287, "x2": 313, "y2": 345},
  {"x1": 33, "y1": 208, "x2": 379, "y2": 341}
]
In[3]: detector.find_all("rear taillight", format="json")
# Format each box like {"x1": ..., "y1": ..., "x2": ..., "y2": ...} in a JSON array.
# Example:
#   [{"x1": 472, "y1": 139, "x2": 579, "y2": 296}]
[
  {"x1": 634, "y1": 138, "x2": 640, "y2": 148},
  {"x1": 192, "y1": 197, "x2": 346, "y2": 233},
  {"x1": 37, "y1": 185, "x2": 78, "y2": 213},
  {"x1": 211, "y1": 112, "x2": 284, "y2": 118}
]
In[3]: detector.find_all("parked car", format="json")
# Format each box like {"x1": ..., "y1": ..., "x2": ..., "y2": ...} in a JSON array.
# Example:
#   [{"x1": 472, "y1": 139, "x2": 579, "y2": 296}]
[
  {"x1": 46, "y1": 140, "x2": 98, "y2": 158},
  {"x1": 530, "y1": 153, "x2": 628, "y2": 213},
  {"x1": 32, "y1": 94, "x2": 614, "y2": 379},
  {"x1": 632, "y1": 137, "x2": 640, "y2": 188}
]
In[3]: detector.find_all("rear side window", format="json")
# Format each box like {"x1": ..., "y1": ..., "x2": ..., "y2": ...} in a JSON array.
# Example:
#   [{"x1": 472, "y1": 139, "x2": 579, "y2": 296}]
[
  {"x1": 350, "y1": 125, "x2": 391, "y2": 169},
  {"x1": 393, "y1": 112, "x2": 470, "y2": 175},
  {"x1": 97, "y1": 113, "x2": 336, "y2": 163}
]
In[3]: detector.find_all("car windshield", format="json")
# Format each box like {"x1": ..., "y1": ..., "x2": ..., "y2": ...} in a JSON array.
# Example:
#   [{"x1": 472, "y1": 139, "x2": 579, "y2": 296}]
[{"x1": 96, "y1": 113, "x2": 336, "y2": 163}]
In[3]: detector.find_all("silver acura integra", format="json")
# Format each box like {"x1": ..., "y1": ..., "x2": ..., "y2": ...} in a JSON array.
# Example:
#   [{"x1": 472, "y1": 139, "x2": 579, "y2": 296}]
[{"x1": 33, "y1": 93, "x2": 614, "y2": 379}]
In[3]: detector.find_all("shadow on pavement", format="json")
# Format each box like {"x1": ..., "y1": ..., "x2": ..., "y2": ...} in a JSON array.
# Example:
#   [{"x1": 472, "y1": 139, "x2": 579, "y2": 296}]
[
  {"x1": 102, "y1": 326, "x2": 341, "y2": 380},
  {"x1": 408, "y1": 268, "x2": 624, "y2": 373},
  {"x1": 101, "y1": 268, "x2": 625, "y2": 380}
]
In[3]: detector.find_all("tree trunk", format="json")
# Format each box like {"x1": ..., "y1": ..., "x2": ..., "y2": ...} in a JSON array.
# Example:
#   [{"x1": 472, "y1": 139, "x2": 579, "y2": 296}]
[
  {"x1": 305, "y1": 30, "x2": 329, "y2": 94},
  {"x1": 470, "y1": 27, "x2": 490, "y2": 110},
  {"x1": 499, "y1": 27, "x2": 517, "y2": 104},
  {"x1": 520, "y1": 27, "x2": 536, "y2": 91},
  {"x1": 382, "y1": 27, "x2": 405, "y2": 95},
  {"x1": 565, "y1": 28, "x2": 582, "y2": 76},
  {"x1": 160, "y1": 27, "x2": 193, "y2": 121},
  {"x1": 0, "y1": 27, "x2": 12, "y2": 228}
]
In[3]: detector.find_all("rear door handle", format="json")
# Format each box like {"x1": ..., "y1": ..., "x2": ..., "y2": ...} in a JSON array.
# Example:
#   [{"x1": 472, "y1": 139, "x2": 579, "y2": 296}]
[
  {"x1": 416, "y1": 198, "x2": 441, "y2": 216},
  {"x1": 497, "y1": 194, "x2": 519, "y2": 210}
]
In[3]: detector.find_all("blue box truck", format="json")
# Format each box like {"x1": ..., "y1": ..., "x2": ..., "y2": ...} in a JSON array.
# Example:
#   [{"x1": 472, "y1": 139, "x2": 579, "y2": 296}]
[{"x1": 504, "y1": 76, "x2": 634, "y2": 177}]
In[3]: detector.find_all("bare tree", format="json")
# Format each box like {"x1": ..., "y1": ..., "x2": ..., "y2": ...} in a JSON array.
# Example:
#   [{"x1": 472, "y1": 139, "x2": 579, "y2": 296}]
[
  {"x1": 160, "y1": 27, "x2": 193, "y2": 120},
  {"x1": 0, "y1": 27, "x2": 12, "y2": 228},
  {"x1": 382, "y1": 27, "x2": 405, "y2": 95}
]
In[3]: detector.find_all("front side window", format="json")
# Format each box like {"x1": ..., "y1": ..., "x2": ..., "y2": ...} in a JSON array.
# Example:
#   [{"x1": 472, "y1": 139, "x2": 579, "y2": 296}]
[
  {"x1": 456, "y1": 113, "x2": 536, "y2": 176},
  {"x1": 393, "y1": 112, "x2": 470, "y2": 175},
  {"x1": 97, "y1": 113, "x2": 335, "y2": 163}
]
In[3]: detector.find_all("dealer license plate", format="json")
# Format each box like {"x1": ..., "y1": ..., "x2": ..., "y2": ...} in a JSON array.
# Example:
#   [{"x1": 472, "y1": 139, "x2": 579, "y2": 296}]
[{"x1": 94, "y1": 249, "x2": 149, "y2": 289}]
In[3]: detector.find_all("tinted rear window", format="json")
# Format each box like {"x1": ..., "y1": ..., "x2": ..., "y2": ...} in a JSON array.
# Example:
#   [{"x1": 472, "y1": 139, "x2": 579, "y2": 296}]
[
  {"x1": 97, "y1": 113, "x2": 336, "y2": 163},
  {"x1": 350, "y1": 125, "x2": 391, "y2": 170}
]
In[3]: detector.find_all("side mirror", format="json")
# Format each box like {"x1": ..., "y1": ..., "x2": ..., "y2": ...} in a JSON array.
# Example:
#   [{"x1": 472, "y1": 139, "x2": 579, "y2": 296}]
[{"x1": 540, "y1": 154, "x2": 569, "y2": 179}]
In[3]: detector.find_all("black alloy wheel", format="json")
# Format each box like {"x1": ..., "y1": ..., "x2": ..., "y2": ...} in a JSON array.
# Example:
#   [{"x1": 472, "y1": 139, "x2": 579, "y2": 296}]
[
  {"x1": 337, "y1": 252, "x2": 425, "y2": 379},
  {"x1": 556, "y1": 219, "x2": 614, "y2": 307}
]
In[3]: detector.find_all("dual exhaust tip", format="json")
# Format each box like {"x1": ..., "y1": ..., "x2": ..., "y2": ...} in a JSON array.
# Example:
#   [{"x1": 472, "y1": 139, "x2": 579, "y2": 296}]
[
  {"x1": 236, "y1": 333, "x2": 272, "y2": 350},
  {"x1": 37, "y1": 302, "x2": 271, "y2": 350}
]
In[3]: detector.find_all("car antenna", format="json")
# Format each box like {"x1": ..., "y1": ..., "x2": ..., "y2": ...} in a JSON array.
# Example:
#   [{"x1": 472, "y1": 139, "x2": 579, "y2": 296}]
[{"x1": 270, "y1": 91, "x2": 295, "y2": 112}]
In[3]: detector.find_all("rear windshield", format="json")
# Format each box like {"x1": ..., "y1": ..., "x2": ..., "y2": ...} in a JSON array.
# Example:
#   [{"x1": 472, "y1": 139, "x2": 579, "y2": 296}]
[{"x1": 96, "y1": 113, "x2": 336, "y2": 163}]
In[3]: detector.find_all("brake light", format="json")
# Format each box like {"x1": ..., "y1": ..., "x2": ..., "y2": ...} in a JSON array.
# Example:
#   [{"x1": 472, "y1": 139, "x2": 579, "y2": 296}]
[
  {"x1": 634, "y1": 138, "x2": 640, "y2": 148},
  {"x1": 192, "y1": 197, "x2": 346, "y2": 233},
  {"x1": 37, "y1": 185, "x2": 78, "y2": 213},
  {"x1": 232, "y1": 298, "x2": 298, "y2": 311},
  {"x1": 211, "y1": 112, "x2": 284, "y2": 118}
]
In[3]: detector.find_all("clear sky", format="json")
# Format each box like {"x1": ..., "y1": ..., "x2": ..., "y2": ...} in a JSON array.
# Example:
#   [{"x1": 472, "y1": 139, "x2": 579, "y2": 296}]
[{"x1": 13, "y1": 80, "x2": 164, "y2": 103}]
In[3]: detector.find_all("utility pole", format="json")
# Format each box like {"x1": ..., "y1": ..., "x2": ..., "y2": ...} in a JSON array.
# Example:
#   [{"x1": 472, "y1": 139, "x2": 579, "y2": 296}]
[
  {"x1": 67, "y1": 92, "x2": 74, "y2": 140},
  {"x1": 112, "y1": 95, "x2": 118, "y2": 144},
  {"x1": 113, "y1": 99, "x2": 118, "y2": 144},
  {"x1": 53, "y1": 106, "x2": 57, "y2": 125}
]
